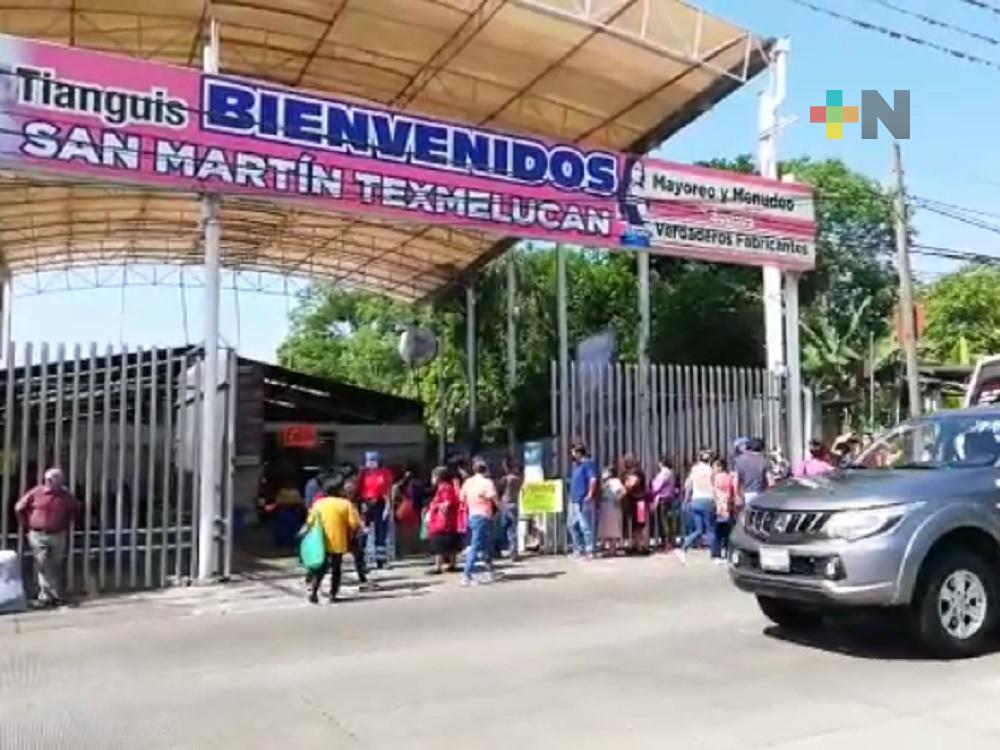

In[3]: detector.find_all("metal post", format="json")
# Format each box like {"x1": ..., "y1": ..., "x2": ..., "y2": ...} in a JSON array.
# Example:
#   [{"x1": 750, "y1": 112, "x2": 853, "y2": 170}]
[
  {"x1": 506, "y1": 250, "x2": 517, "y2": 449},
  {"x1": 893, "y1": 142, "x2": 921, "y2": 418},
  {"x1": 784, "y1": 272, "x2": 803, "y2": 467},
  {"x1": 197, "y1": 17, "x2": 221, "y2": 582},
  {"x1": 556, "y1": 244, "x2": 570, "y2": 478},
  {"x1": 758, "y1": 40, "x2": 789, "y2": 407},
  {"x1": 465, "y1": 282, "x2": 477, "y2": 443},
  {"x1": 637, "y1": 249, "x2": 651, "y2": 468}
]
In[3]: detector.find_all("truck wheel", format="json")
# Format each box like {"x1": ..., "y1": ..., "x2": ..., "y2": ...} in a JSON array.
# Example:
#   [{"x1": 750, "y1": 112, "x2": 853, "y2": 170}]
[
  {"x1": 913, "y1": 549, "x2": 998, "y2": 658},
  {"x1": 756, "y1": 596, "x2": 823, "y2": 630}
]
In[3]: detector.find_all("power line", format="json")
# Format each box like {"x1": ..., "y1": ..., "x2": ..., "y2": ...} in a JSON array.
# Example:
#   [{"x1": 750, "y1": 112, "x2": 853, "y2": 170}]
[
  {"x1": 916, "y1": 202, "x2": 1000, "y2": 236},
  {"x1": 912, "y1": 196, "x2": 1000, "y2": 223},
  {"x1": 953, "y1": 0, "x2": 1000, "y2": 20},
  {"x1": 863, "y1": 0, "x2": 1000, "y2": 46},
  {"x1": 786, "y1": 0, "x2": 1000, "y2": 72}
]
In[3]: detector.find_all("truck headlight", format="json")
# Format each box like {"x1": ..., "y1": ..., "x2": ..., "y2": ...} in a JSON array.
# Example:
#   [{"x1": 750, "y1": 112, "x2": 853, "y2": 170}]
[{"x1": 823, "y1": 504, "x2": 915, "y2": 542}]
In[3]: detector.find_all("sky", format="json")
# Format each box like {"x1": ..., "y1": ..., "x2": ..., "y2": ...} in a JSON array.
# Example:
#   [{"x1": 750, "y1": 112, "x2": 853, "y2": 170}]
[{"x1": 12, "y1": 0, "x2": 1000, "y2": 362}]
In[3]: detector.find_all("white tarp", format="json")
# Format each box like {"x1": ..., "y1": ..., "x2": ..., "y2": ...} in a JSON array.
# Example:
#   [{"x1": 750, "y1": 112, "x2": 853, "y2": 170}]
[{"x1": 0, "y1": 550, "x2": 27, "y2": 614}]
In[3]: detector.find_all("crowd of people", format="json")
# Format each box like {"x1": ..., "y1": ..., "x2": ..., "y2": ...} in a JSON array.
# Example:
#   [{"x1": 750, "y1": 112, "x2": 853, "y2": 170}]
[
  {"x1": 7, "y1": 433, "x2": 853, "y2": 609},
  {"x1": 300, "y1": 434, "x2": 853, "y2": 602},
  {"x1": 566, "y1": 434, "x2": 845, "y2": 566},
  {"x1": 299, "y1": 452, "x2": 525, "y2": 600}
]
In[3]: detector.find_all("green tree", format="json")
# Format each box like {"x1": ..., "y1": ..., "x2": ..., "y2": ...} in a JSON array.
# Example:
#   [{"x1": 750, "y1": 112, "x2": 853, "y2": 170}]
[
  {"x1": 783, "y1": 157, "x2": 897, "y2": 343},
  {"x1": 924, "y1": 265, "x2": 1000, "y2": 361},
  {"x1": 278, "y1": 158, "x2": 900, "y2": 441}
]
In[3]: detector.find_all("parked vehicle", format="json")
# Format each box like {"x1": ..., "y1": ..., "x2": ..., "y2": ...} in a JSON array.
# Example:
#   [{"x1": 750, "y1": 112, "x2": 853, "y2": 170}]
[{"x1": 728, "y1": 407, "x2": 1000, "y2": 658}]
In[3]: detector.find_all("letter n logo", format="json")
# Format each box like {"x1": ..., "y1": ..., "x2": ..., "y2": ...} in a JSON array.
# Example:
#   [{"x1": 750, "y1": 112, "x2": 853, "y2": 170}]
[{"x1": 861, "y1": 90, "x2": 910, "y2": 140}]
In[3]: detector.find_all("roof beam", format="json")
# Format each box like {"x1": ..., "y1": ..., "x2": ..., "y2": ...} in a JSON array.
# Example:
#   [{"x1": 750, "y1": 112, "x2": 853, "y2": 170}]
[
  {"x1": 508, "y1": 0, "x2": 762, "y2": 84},
  {"x1": 293, "y1": 0, "x2": 349, "y2": 86},
  {"x1": 392, "y1": 0, "x2": 508, "y2": 108},
  {"x1": 477, "y1": 0, "x2": 636, "y2": 126}
]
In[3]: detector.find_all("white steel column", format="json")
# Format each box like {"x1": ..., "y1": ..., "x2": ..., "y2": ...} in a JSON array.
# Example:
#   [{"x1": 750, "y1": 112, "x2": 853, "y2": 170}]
[
  {"x1": 758, "y1": 39, "x2": 789, "y2": 378},
  {"x1": 758, "y1": 39, "x2": 789, "y2": 455},
  {"x1": 198, "y1": 18, "x2": 221, "y2": 582},
  {"x1": 784, "y1": 272, "x2": 803, "y2": 467}
]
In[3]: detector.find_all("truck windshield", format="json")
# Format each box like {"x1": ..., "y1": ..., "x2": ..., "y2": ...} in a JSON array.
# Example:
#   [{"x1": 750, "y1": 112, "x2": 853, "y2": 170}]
[{"x1": 854, "y1": 414, "x2": 1000, "y2": 469}]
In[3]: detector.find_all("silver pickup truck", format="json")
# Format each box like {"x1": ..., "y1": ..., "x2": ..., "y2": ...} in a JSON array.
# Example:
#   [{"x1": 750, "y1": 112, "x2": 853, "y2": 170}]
[{"x1": 729, "y1": 407, "x2": 1000, "y2": 658}]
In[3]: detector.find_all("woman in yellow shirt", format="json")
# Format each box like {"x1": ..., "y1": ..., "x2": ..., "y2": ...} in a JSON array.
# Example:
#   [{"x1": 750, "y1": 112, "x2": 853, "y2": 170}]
[{"x1": 307, "y1": 490, "x2": 363, "y2": 604}]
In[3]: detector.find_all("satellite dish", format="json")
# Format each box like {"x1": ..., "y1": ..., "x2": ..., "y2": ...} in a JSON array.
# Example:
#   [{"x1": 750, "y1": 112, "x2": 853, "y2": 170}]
[{"x1": 398, "y1": 325, "x2": 438, "y2": 367}]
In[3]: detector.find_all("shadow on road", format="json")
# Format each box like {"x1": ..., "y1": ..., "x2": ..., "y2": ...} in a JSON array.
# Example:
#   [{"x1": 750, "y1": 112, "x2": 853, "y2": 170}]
[
  {"x1": 762, "y1": 616, "x2": 1000, "y2": 661},
  {"x1": 333, "y1": 588, "x2": 432, "y2": 604},
  {"x1": 499, "y1": 570, "x2": 566, "y2": 583}
]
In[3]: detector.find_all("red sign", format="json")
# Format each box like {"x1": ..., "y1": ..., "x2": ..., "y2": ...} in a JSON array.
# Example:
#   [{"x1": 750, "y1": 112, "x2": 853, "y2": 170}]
[
  {"x1": 281, "y1": 424, "x2": 318, "y2": 449},
  {"x1": 894, "y1": 302, "x2": 926, "y2": 342}
]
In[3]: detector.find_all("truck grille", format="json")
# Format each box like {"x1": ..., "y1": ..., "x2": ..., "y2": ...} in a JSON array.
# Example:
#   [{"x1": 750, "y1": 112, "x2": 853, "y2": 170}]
[{"x1": 744, "y1": 508, "x2": 831, "y2": 541}]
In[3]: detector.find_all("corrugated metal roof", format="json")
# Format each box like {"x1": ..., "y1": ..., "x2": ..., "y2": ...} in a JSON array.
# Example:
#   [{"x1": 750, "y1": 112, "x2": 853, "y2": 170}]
[{"x1": 0, "y1": 0, "x2": 772, "y2": 300}]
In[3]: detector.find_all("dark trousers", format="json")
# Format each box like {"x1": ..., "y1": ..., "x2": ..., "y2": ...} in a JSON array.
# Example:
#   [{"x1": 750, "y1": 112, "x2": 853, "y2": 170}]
[
  {"x1": 365, "y1": 499, "x2": 389, "y2": 566},
  {"x1": 311, "y1": 553, "x2": 343, "y2": 600},
  {"x1": 713, "y1": 519, "x2": 733, "y2": 559},
  {"x1": 350, "y1": 537, "x2": 368, "y2": 584},
  {"x1": 657, "y1": 500, "x2": 682, "y2": 547}
]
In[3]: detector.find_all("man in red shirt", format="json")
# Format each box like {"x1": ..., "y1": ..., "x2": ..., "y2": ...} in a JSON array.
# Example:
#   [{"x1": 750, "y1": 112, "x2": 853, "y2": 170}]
[
  {"x1": 15, "y1": 467, "x2": 80, "y2": 607},
  {"x1": 357, "y1": 452, "x2": 394, "y2": 569}
]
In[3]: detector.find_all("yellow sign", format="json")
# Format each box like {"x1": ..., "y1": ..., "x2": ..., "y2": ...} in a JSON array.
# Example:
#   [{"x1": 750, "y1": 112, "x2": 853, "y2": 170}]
[{"x1": 519, "y1": 480, "x2": 563, "y2": 515}]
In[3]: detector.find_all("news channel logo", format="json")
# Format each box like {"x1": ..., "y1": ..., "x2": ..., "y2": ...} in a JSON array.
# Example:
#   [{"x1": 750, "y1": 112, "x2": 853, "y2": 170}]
[{"x1": 810, "y1": 89, "x2": 910, "y2": 140}]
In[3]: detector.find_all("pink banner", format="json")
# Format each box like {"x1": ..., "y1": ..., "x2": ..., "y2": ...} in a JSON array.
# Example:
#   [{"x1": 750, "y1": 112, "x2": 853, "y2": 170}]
[{"x1": 0, "y1": 33, "x2": 815, "y2": 270}]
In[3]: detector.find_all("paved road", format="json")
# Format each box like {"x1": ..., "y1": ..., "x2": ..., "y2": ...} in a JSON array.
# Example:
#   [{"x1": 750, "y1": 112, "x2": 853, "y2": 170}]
[{"x1": 3, "y1": 554, "x2": 1000, "y2": 749}]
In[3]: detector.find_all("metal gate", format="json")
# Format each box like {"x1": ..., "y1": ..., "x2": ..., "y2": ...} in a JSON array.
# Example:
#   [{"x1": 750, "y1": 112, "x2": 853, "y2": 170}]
[
  {"x1": 0, "y1": 343, "x2": 236, "y2": 594},
  {"x1": 551, "y1": 360, "x2": 785, "y2": 476}
]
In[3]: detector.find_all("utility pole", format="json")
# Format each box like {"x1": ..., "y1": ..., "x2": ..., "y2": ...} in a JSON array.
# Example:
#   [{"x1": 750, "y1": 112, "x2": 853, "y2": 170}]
[{"x1": 892, "y1": 142, "x2": 921, "y2": 418}]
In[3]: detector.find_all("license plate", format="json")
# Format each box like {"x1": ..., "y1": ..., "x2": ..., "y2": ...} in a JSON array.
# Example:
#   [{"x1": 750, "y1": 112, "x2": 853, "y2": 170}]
[{"x1": 759, "y1": 546, "x2": 791, "y2": 573}]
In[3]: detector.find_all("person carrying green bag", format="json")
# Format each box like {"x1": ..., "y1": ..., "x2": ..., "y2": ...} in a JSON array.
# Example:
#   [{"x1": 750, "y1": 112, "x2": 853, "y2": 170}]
[
  {"x1": 299, "y1": 517, "x2": 326, "y2": 572},
  {"x1": 303, "y1": 484, "x2": 364, "y2": 604}
]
